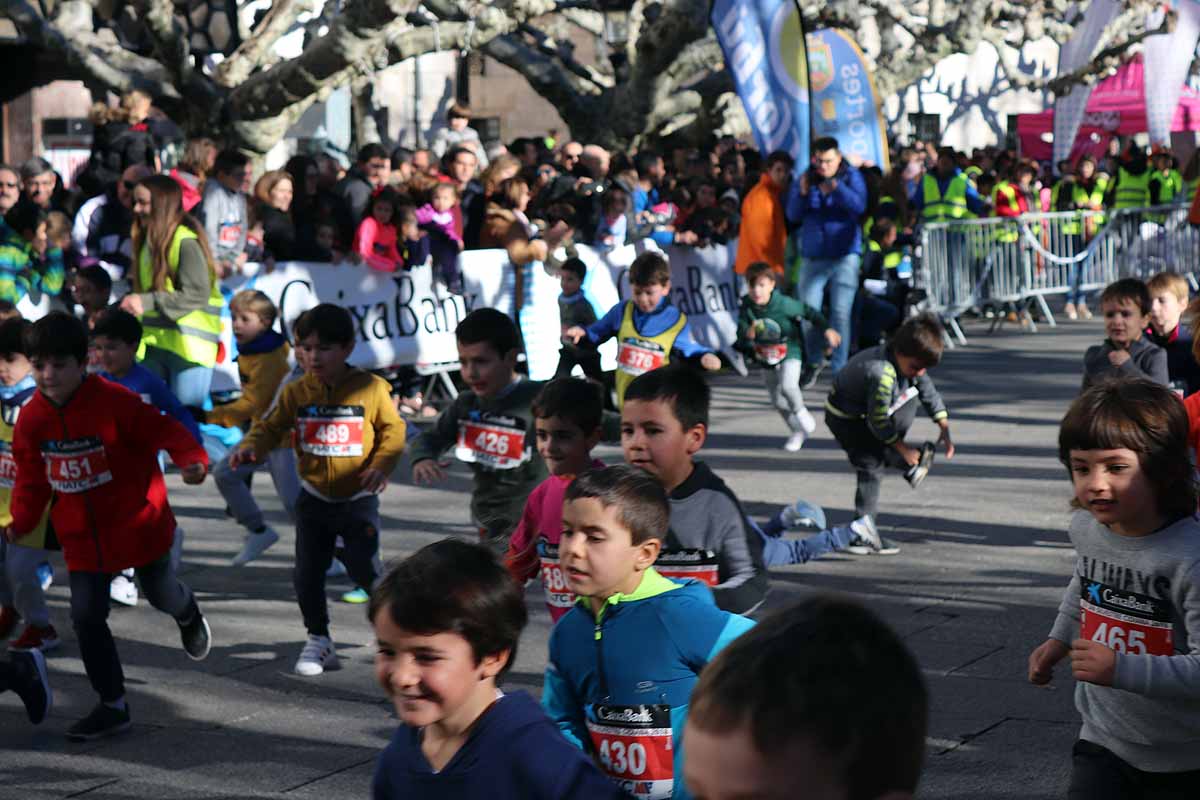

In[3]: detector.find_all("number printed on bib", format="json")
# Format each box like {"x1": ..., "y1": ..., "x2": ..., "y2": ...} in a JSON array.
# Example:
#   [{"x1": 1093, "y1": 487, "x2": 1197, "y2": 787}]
[
  {"x1": 42, "y1": 437, "x2": 113, "y2": 493},
  {"x1": 617, "y1": 338, "x2": 666, "y2": 376},
  {"x1": 654, "y1": 548, "x2": 720, "y2": 587},
  {"x1": 297, "y1": 405, "x2": 365, "y2": 457},
  {"x1": 586, "y1": 704, "x2": 674, "y2": 799},
  {"x1": 886, "y1": 386, "x2": 919, "y2": 417},
  {"x1": 1080, "y1": 580, "x2": 1174, "y2": 656},
  {"x1": 537, "y1": 541, "x2": 576, "y2": 611},
  {"x1": 455, "y1": 414, "x2": 529, "y2": 470},
  {"x1": 0, "y1": 441, "x2": 15, "y2": 489},
  {"x1": 754, "y1": 342, "x2": 788, "y2": 366}
]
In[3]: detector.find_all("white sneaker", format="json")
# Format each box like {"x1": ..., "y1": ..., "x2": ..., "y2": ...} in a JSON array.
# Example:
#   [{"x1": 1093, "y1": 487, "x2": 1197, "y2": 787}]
[
  {"x1": 294, "y1": 635, "x2": 340, "y2": 676},
  {"x1": 783, "y1": 432, "x2": 806, "y2": 452},
  {"x1": 231, "y1": 527, "x2": 280, "y2": 566},
  {"x1": 798, "y1": 408, "x2": 817, "y2": 435},
  {"x1": 845, "y1": 516, "x2": 900, "y2": 556},
  {"x1": 109, "y1": 572, "x2": 138, "y2": 607}
]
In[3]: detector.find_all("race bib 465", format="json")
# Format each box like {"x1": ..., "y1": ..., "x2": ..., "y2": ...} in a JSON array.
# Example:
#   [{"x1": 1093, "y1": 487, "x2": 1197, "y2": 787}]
[
  {"x1": 297, "y1": 405, "x2": 365, "y2": 457},
  {"x1": 42, "y1": 437, "x2": 113, "y2": 493},
  {"x1": 1080, "y1": 580, "x2": 1174, "y2": 656}
]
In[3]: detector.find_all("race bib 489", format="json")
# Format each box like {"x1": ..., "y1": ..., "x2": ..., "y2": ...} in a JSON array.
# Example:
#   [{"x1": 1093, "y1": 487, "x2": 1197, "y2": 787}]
[
  {"x1": 42, "y1": 437, "x2": 113, "y2": 493},
  {"x1": 297, "y1": 405, "x2": 365, "y2": 457},
  {"x1": 1080, "y1": 580, "x2": 1174, "y2": 656}
]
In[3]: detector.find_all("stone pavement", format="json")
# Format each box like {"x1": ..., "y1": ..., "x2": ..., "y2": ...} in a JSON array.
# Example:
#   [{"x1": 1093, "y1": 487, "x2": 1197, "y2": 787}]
[{"x1": 0, "y1": 319, "x2": 1103, "y2": 799}]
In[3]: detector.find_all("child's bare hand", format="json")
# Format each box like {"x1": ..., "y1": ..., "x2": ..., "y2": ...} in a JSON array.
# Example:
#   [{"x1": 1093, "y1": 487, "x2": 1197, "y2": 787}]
[
  {"x1": 412, "y1": 459, "x2": 447, "y2": 485},
  {"x1": 1108, "y1": 349, "x2": 1131, "y2": 367},
  {"x1": 181, "y1": 463, "x2": 207, "y2": 485},
  {"x1": 700, "y1": 353, "x2": 722, "y2": 371},
  {"x1": 359, "y1": 468, "x2": 389, "y2": 494},
  {"x1": 937, "y1": 423, "x2": 955, "y2": 459},
  {"x1": 824, "y1": 328, "x2": 842, "y2": 349},
  {"x1": 1070, "y1": 638, "x2": 1117, "y2": 686},
  {"x1": 229, "y1": 448, "x2": 258, "y2": 468},
  {"x1": 564, "y1": 326, "x2": 587, "y2": 344},
  {"x1": 1028, "y1": 638, "x2": 1070, "y2": 685}
]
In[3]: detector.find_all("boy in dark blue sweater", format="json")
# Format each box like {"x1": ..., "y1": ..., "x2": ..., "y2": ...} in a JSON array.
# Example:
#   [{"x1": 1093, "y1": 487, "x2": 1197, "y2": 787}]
[{"x1": 370, "y1": 538, "x2": 628, "y2": 800}]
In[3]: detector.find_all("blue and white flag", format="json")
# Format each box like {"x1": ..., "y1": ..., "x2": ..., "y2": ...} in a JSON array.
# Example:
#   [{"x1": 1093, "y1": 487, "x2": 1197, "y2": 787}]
[{"x1": 806, "y1": 28, "x2": 890, "y2": 171}]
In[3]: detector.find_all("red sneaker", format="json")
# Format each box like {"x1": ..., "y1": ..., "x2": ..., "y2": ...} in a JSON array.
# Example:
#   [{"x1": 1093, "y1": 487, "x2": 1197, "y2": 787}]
[
  {"x1": 9, "y1": 624, "x2": 60, "y2": 653},
  {"x1": 0, "y1": 606, "x2": 19, "y2": 639}
]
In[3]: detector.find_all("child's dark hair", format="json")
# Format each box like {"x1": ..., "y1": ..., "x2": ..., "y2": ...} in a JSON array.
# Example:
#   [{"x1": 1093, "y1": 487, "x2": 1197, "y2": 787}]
[
  {"x1": 532, "y1": 378, "x2": 604, "y2": 436},
  {"x1": 1100, "y1": 277, "x2": 1151, "y2": 316},
  {"x1": 456, "y1": 308, "x2": 520, "y2": 357},
  {"x1": 563, "y1": 464, "x2": 669, "y2": 546},
  {"x1": 92, "y1": 309, "x2": 143, "y2": 348},
  {"x1": 25, "y1": 311, "x2": 88, "y2": 363},
  {"x1": 395, "y1": 203, "x2": 418, "y2": 228},
  {"x1": 0, "y1": 301, "x2": 18, "y2": 323},
  {"x1": 77, "y1": 264, "x2": 113, "y2": 298},
  {"x1": 1059, "y1": 376, "x2": 1197, "y2": 518},
  {"x1": 689, "y1": 596, "x2": 927, "y2": 800},
  {"x1": 368, "y1": 539, "x2": 527, "y2": 676},
  {"x1": 744, "y1": 261, "x2": 777, "y2": 286},
  {"x1": 4, "y1": 198, "x2": 46, "y2": 238},
  {"x1": 293, "y1": 303, "x2": 356, "y2": 346},
  {"x1": 890, "y1": 313, "x2": 944, "y2": 368},
  {"x1": 629, "y1": 251, "x2": 671, "y2": 287},
  {"x1": 560, "y1": 257, "x2": 587, "y2": 281},
  {"x1": 624, "y1": 365, "x2": 709, "y2": 429},
  {"x1": 0, "y1": 318, "x2": 30, "y2": 357}
]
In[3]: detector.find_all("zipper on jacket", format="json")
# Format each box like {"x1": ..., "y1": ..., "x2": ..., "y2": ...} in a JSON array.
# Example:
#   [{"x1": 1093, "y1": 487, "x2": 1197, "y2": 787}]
[{"x1": 594, "y1": 612, "x2": 612, "y2": 702}]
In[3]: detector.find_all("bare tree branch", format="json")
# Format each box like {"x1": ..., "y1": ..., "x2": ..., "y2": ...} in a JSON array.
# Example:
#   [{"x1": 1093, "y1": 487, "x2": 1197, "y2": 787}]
[
  {"x1": 215, "y1": 0, "x2": 313, "y2": 88},
  {"x1": 518, "y1": 22, "x2": 614, "y2": 90},
  {"x1": 133, "y1": 0, "x2": 195, "y2": 89}
]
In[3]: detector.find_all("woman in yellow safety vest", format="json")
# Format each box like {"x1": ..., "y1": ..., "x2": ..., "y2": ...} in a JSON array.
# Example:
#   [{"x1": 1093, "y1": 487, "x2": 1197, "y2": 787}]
[{"x1": 119, "y1": 174, "x2": 224, "y2": 409}]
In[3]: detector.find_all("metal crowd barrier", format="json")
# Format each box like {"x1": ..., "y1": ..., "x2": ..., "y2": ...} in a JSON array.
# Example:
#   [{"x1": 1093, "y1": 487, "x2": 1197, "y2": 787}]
[{"x1": 918, "y1": 203, "x2": 1199, "y2": 341}]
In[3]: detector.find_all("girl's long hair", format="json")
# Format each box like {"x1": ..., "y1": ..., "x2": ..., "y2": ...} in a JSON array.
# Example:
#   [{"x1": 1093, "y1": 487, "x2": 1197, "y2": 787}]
[{"x1": 130, "y1": 174, "x2": 218, "y2": 293}]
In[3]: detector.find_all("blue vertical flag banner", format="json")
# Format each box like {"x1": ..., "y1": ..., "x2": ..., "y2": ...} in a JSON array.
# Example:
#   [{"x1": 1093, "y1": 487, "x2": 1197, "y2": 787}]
[
  {"x1": 805, "y1": 28, "x2": 891, "y2": 172},
  {"x1": 711, "y1": 0, "x2": 811, "y2": 171}
]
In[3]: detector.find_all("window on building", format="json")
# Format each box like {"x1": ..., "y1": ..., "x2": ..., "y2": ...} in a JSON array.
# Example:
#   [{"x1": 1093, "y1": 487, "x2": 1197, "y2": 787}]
[
  {"x1": 909, "y1": 113, "x2": 941, "y2": 144},
  {"x1": 470, "y1": 117, "x2": 501, "y2": 145}
]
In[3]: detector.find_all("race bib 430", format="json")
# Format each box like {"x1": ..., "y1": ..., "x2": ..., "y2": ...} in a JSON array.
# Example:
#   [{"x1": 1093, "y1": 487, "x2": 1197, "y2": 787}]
[
  {"x1": 586, "y1": 704, "x2": 674, "y2": 800},
  {"x1": 297, "y1": 405, "x2": 365, "y2": 457},
  {"x1": 1080, "y1": 580, "x2": 1174, "y2": 656},
  {"x1": 42, "y1": 437, "x2": 113, "y2": 493}
]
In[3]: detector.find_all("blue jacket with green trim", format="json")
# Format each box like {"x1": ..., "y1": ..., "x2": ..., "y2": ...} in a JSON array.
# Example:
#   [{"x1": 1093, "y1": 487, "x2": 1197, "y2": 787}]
[
  {"x1": 825, "y1": 344, "x2": 948, "y2": 444},
  {"x1": 542, "y1": 569, "x2": 754, "y2": 799}
]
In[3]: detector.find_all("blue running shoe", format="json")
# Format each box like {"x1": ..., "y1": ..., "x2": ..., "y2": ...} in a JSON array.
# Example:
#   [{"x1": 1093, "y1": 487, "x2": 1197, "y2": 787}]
[{"x1": 779, "y1": 499, "x2": 827, "y2": 531}]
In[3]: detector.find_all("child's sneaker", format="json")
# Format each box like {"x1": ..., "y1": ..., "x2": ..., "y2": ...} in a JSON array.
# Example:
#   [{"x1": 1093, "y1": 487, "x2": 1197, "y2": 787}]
[
  {"x1": 66, "y1": 702, "x2": 131, "y2": 741},
  {"x1": 341, "y1": 587, "x2": 370, "y2": 604},
  {"x1": 109, "y1": 571, "x2": 138, "y2": 607},
  {"x1": 778, "y1": 498, "x2": 827, "y2": 531},
  {"x1": 231, "y1": 526, "x2": 280, "y2": 566},
  {"x1": 783, "y1": 432, "x2": 806, "y2": 452},
  {"x1": 294, "y1": 634, "x2": 340, "y2": 676},
  {"x1": 11, "y1": 649, "x2": 51, "y2": 724},
  {"x1": 0, "y1": 606, "x2": 19, "y2": 639},
  {"x1": 37, "y1": 562, "x2": 53, "y2": 591},
  {"x1": 798, "y1": 407, "x2": 817, "y2": 435},
  {"x1": 9, "y1": 624, "x2": 60, "y2": 653},
  {"x1": 177, "y1": 605, "x2": 211, "y2": 661},
  {"x1": 844, "y1": 515, "x2": 901, "y2": 556},
  {"x1": 904, "y1": 442, "x2": 936, "y2": 489}
]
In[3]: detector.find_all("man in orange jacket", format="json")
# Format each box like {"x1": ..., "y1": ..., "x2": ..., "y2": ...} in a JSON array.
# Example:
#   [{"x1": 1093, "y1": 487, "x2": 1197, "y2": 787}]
[{"x1": 734, "y1": 150, "x2": 794, "y2": 276}]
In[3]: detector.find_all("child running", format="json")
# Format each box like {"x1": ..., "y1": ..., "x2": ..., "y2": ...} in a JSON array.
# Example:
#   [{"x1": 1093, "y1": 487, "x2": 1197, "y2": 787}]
[
  {"x1": 1144, "y1": 271, "x2": 1200, "y2": 396},
  {"x1": 565, "y1": 251, "x2": 720, "y2": 408},
  {"x1": 370, "y1": 538, "x2": 628, "y2": 800},
  {"x1": 736, "y1": 260, "x2": 840, "y2": 451},
  {"x1": 410, "y1": 308, "x2": 547, "y2": 552},
  {"x1": 543, "y1": 464, "x2": 754, "y2": 799},
  {"x1": 503, "y1": 378, "x2": 605, "y2": 621},
  {"x1": 1082, "y1": 278, "x2": 1168, "y2": 390},
  {"x1": 1028, "y1": 377, "x2": 1200, "y2": 797},
  {"x1": 231, "y1": 303, "x2": 406, "y2": 676},
  {"x1": 6, "y1": 312, "x2": 211, "y2": 741}
]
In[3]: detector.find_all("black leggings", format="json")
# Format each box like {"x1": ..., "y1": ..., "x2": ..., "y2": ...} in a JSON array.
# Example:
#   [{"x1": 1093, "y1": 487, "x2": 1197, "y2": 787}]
[{"x1": 1069, "y1": 740, "x2": 1200, "y2": 800}]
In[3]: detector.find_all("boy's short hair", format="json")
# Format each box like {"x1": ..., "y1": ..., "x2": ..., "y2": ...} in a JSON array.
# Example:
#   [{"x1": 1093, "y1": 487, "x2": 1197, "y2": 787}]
[
  {"x1": 1145, "y1": 271, "x2": 1189, "y2": 304},
  {"x1": 1100, "y1": 278, "x2": 1151, "y2": 315},
  {"x1": 744, "y1": 262, "x2": 777, "y2": 285},
  {"x1": 213, "y1": 149, "x2": 250, "y2": 178},
  {"x1": 456, "y1": 308, "x2": 520, "y2": 357},
  {"x1": 890, "y1": 313, "x2": 945, "y2": 368},
  {"x1": 4, "y1": 199, "x2": 46, "y2": 237},
  {"x1": 531, "y1": 378, "x2": 604, "y2": 436},
  {"x1": 92, "y1": 309, "x2": 143, "y2": 348},
  {"x1": 25, "y1": 312, "x2": 88, "y2": 363},
  {"x1": 0, "y1": 318, "x2": 30, "y2": 357},
  {"x1": 629, "y1": 251, "x2": 671, "y2": 288},
  {"x1": 293, "y1": 303, "x2": 356, "y2": 346},
  {"x1": 229, "y1": 289, "x2": 278, "y2": 327},
  {"x1": 77, "y1": 264, "x2": 113, "y2": 297},
  {"x1": 560, "y1": 257, "x2": 587, "y2": 281},
  {"x1": 368, "y1": 539, "x2": 526, "y2": 676},
  {"x1": 563, "y1": 464, "x2": 669, "y2": 546},
  {"x1": 447, "y1": 102, "x2": 472, "y2": 121},
  {"x1": 624, "y1": 365, "x2": 709, "y2": 430},
  {"x1": 689, "y1": 597, "x2": 928, "y2": 800},
  {"x1": 1059, "y1": 376, "x2": 1197, "y2": 518}
]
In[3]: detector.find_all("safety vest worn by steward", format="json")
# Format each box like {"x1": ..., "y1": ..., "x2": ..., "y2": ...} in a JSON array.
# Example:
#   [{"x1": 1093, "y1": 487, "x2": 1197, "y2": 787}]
[
  {"x1": 1051, "y1": 180, "x2": 1104, "y2": 236},
  {"x1": 1151, "y1": 169, "x2": 1184, "y2": 204},
  {"x1": 1113, "y1": 168, "x2": 1150, "y2": 210},
  {"x1": 866, "y1": 238, "x2": 903, "y2": 272},
  {"x1": 991, "y1": 181, "x2": 1037, "y2": 243},
  {"x1": 614, "y1": 301, "x2": 687, "y2": 408},
  {"x1": 137, "y1": 225, "x2": 224, "y2": 368},
  {"x1": 921, "y1": 173, "x2": 971, "y2": 223}
]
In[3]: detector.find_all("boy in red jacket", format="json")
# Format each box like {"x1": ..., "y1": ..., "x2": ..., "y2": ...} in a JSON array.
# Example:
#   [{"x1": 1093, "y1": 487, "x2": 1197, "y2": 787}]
[{"x1": 4, "y1": 312, "x2": 212, "y2": 742}]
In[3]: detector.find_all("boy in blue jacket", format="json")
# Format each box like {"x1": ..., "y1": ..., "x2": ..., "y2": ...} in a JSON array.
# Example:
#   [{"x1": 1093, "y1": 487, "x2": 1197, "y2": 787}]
[
  {"x1": 543, "y1": 464, "x2": 753, "y2": 799},
  {"x1": 370, "y1": 538, "x2": 628, "y2": 800}
]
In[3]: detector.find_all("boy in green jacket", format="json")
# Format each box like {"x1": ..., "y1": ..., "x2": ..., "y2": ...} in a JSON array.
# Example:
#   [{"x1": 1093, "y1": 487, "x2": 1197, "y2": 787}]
[{"x1": 736, "y1": 261, "x2": 840, "y2": 451}]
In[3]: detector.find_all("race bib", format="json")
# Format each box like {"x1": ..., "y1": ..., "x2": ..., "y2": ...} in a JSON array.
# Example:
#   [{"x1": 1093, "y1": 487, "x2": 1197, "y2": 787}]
[
  {"x1": 455, "y1": 415, "x2": 529, "y2": 470},
  {"x1": 0, "y1": 441, "x2": 14, "y2": 489},
  {"x1": 753, "y1": 342, "x2": 788, "y2": 366},
  {"x1": 218, "y1": 222, "x2": 243, "y2": 247},
  {"x1": 586, "y1": 704, "x2": 674, "y2": 799},
  {"x1": 655, "y1": 548, "x2": 720, "y2": 587},
  {"x1": 537, "y1": 541, "x2": 575, "y2": 611},
  {"x1": 297, "y1": 405, "x2": 365, "y2": 457},
  {"x1": 1080, "y1": 580, "x2": 1174, "y2": 657},
  {"x1": 42, "y1": 437, "x2": 113, "y2": 493},
  {"x1": 617, "y1": 338, "x2": 666, "y2": 377},
  {"x1": 887, "y1": 386, "x2": 919, "y2": 417}
]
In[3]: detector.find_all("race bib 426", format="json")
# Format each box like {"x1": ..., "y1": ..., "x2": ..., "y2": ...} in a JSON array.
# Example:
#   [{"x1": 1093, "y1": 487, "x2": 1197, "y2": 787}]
[
  {"x1": 455, "y1": 417, "x2": 529, "y2": 470},
  {"x1": 586, "y1": 704, "x2": 674, "y2": 800},
  {"x1": 297, "y1": 405, "x2": 365, "y2": 457},
  {"x1": 1080, "y1": 580, "x2": 1174, "y2": 656},
  {"x1": 42, "y1": 437, "x2": 113, "y2": 493}
]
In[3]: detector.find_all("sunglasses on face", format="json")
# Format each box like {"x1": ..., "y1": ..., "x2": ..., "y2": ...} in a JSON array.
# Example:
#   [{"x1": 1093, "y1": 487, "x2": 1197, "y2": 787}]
[{"x1": 0, "y1": 182, "x2": 17, "y2": 190}]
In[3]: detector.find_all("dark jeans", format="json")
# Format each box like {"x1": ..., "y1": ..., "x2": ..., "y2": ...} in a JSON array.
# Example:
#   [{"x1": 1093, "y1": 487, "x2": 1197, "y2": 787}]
[
  {"x1": 555, "y1": 342, "x2": 604, "y2": 381},
  {"x1": 70, "y1": 553, "x2": 196, "y2": 703},
  {"x1": 294, "y1": 490, "x2": 381, "y2": 638},
  {"x1": 826, "y1": 413, "x2": 909, "y2": 519},
  {"x1": 1069, "y1": 740, "x2": 1200, "y2": 800}
]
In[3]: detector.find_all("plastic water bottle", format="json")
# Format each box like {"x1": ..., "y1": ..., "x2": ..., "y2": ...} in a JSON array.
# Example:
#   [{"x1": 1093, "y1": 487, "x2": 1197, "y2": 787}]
[{"x1": 897, "y1": 249, "x2": 914, "y2": 281}]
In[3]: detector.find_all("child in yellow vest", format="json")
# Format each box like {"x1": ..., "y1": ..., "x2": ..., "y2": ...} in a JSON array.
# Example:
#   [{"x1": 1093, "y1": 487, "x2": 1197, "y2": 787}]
[{"x1": 565, "y1": 251, "x2": 720, "y2": 407}]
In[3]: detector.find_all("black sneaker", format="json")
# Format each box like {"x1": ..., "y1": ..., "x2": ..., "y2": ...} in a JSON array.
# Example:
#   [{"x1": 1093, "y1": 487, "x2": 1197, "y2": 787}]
[
  {"x1": 11, "y1": 649, "x2": 51, "y2": 724},
  {"x1": 178, "y1": 605, "x2": 212, "y2": 661},
  {"x1": 799, "y1": 361, "x2": 825, "y2": 389},
  {"x1": 905, "y1": 442, "x2": 936, "y2": 489},
  {"x1": 66, "y1": 702, "x2": 131, "y2": 742}
]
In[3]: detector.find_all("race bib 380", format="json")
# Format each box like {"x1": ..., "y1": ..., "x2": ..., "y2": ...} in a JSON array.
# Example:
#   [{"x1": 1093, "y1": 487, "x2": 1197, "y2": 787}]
[
  {"x1": 586, "y1": 704, "x2": 674, "y2": 799},
  {"x1": 42, "y1": 437, "x2": 113, "y2": 493},
  {"x1": 537, "y1": 541, "x2": 575, "y2": 611},
  {"x1": 297, "y1": 405, "x2": 365, "y2": 457},
  {"x1": 1080, "y1": 580, "x2": 1174, "y2": 656}
]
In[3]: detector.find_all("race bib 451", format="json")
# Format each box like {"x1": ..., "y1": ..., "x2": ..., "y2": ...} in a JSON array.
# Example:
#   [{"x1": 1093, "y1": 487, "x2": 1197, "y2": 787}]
[
  {"x1": 1080, "y1": 580, "x2": 1174, "y2": 656},
  {"x1": 42, "y1": 437, "x2": 113, "y2": 493},
  {"x1": 297, "y1": 405, "x2": 365, "y2": 457},
  {"x1": 586, "y1": 704, "x2": 674, "y2": 800}
]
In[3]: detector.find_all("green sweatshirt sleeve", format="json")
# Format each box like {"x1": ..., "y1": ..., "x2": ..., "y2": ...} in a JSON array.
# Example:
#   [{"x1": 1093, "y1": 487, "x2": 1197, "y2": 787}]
[
  {"x1": 139, "y1": 238, "x2": 212, "y2": 321},
  {"x1": 408, "y1": 395, "x2": 465, "y2": 463}
]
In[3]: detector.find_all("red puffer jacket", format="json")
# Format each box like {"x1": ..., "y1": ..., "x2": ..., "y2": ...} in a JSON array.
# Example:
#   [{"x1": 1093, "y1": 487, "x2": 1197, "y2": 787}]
[{"x1": 11, "y1": 375, "x2": 207, "y2": 572}]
